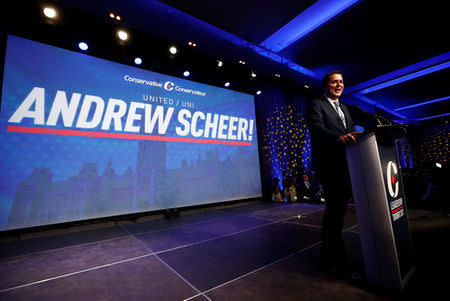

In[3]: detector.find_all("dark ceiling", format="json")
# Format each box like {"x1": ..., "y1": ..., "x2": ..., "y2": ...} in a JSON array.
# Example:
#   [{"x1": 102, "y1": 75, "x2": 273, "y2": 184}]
[{"x1": 2, "y1": 0, "x2": 449, "y2": 125}]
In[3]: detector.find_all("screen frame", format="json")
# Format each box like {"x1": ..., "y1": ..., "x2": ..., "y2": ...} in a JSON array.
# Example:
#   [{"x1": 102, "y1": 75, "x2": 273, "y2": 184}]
[{"x1": 0, "y1": 33, "x2": 264, "y2": 233}]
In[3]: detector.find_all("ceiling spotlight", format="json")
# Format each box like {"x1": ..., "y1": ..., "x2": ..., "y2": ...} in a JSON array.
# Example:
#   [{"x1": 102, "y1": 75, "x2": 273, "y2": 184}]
[
  {"x1": 116, "y1": 15, "x2": 121, "y2": 21},
  {"x1": 238, "y1": 60, "x2": 246, "y2": 65},
  {"x1": 217, "y1": 60, "x2": 223, "y2": 67},
  {"x1": 78, "y1": 42, "x2": 88, "y2": 51},
  {"x1": 188, "y1": 41, "x2": 192, "y2": 46},
  {"x1": 274, "y1": 73, "x2": 281, "y2": 78},
  {"x1": 109, "y1": 13, "x2": 115, "y2": 18},
  {"x1": 134, "y1": 57, "x2": 142, "y2": 65},
  {"x1": 304, "y1": 84, "x2": 309, "y2": 89},
  {"x1": 43, "y1": 7, "x2": 57, "y2": 19},
  {"x1": 183, "y1": 71, "x2": 190, "y2": 77},
  {"x1": 169, "y1": 46, "x2": 177, "y2": 54},
  {"x1": 251, "y1": 71, "x2": 256, "y2": 78},
  {"x1": 224, "y1": 82, "x2": 230, "y2": 87},
  {"x1": 256, "y1": 90, "x2": 262, "y2": 95},
  {"x1": 117, "y1": 30, "x2": 128, "y2": 41}
]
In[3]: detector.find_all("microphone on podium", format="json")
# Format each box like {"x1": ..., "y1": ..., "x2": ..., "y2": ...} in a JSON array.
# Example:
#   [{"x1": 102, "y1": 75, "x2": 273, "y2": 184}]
[
  {"x1": 349, "y1": 104, "x2": 406, "y2": 139},
  {"x1": 350, "y1": 104, "x2": 392, "y2": 126}
]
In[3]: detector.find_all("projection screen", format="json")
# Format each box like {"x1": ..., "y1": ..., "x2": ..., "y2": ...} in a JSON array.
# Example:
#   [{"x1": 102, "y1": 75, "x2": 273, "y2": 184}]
[{"x1": 0, "y1": 35, "x2": 262, "y2": 231}]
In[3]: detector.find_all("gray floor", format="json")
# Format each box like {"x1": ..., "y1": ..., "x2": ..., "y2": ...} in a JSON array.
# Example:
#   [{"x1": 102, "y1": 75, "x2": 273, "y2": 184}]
[{"x1": 0, "y1": 201, "x2": 448, "y2": 300}]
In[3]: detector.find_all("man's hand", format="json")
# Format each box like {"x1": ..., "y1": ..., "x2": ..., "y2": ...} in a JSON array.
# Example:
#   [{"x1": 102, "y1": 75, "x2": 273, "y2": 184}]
[{"x1": 337, "y1": 131, "x2": 362, "y2": 144}]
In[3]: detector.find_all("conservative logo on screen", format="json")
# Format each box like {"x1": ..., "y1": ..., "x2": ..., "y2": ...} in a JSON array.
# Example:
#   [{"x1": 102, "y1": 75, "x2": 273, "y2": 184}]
[
  {"x1": 123, "y1": 75, "x2": 206, "y2": 96},
  {"x1": 164, "y1": 81, "x2": 175, "y2": 91},
  {"x1": 163, "y1": 80, "x2": 206, "y2": 96}
]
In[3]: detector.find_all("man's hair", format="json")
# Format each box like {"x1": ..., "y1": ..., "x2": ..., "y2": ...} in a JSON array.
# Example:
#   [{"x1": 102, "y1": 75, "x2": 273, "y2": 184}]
[{"x1": 321, "y1": 70, "x2": 343, "y2": 89}]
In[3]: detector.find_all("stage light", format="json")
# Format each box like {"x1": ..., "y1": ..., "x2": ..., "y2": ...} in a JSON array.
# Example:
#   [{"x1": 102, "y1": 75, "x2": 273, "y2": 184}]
[
  {"x1": 304, "y1": 84, "x2": 309, "y2": 88},
  {"x1": 183, "y1": 71, "x2": 190, "y2": 77},
  {"x1": 109, "y1": 13, "x2": 115, "y2": 18},
  {"x1": 169, "y1": 46, "x2": 177, "y2": 54},
  {"x1": 116, "y1": 15, "x2": 121, "y2": 21},
  {"x1": 256, "y1": 90, "x2": 262, "y2": 95},
  {"x1": 274, "y1": 73, "x2": 281, "y2": 78},
  {"x1": 188, "y1": 41, "x2": 197, "y2": 47},
  {"x1": 43, "y1": 7, "x2": 57, "y2": 19},
  {"x1": 251, "y1": 71, "x2": 256, "y2": 78},
  {"x1": 134, "y1": 57, "x2": 142, "y2": 65},
  {"x1": 436, "y1": 162, "x2": 442, "y2": 168},
  {"x1": 238, "y1": 60, "x2": 246, "y2": 65},
  {"x1": 78, "y1": 42, "x2": 88, "y2": 51},
  {"x1": 217, "y1": 60, "x2": 223, "y2": 67},
  {"x1": 224, "y1": 82, "x2": 230, "y2": 87},
  {"x1": 188, "y1": 41, "x2": 192, "y2": 45},
  {"x1": 117, "y1": 30, "x2": 128, "y2": 41}
]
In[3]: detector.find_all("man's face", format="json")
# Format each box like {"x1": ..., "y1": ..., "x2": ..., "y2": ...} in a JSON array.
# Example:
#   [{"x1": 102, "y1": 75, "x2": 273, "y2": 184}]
[{"x1": 325, "y1": 73, "x2": 344, "y2": 100}]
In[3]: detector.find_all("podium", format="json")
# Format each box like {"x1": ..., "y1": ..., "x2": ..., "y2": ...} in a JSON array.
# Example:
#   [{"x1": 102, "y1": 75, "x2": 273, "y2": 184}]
[{"x1": 346, "y1": 125, "x2": 415, "y2": 292}]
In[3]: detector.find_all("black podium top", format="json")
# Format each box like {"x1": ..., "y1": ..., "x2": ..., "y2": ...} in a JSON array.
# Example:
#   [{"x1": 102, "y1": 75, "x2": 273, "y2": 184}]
[{"x1": 361, "y1": 124, "x2": 406, "y2": 141}]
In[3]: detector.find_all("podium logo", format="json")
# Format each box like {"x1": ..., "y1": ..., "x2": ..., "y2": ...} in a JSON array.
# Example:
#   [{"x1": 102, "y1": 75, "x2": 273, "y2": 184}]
[
  {"x1": 386, "y1": 161, "x2": 399, "y2": 198},
  {"x1": 164, "y1": 81, "x2": 175, "y2": 91}
]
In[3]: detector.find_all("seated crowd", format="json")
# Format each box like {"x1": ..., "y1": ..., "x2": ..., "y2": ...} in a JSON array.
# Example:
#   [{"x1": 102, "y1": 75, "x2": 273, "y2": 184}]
[{"x1": 272, "y1": 172, "x2": 325, "y2": 203}]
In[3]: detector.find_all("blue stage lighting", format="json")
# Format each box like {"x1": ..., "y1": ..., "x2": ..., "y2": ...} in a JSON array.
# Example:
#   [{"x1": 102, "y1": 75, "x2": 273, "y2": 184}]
[
  {"x1": 260, "y1": 0, "x2": 361, "y2": 52},
  {"x1": 78, "y1": 42, "x2": 88, "y2": 51},
  {"x1": 417, "y1": 113, "x2": 450, "y2": 121},
  {"x1": 359, "y1": 61, "x2": 450, "y2": 95},
  {"x1": 395, "y1": 96, "x2": 450, "y2": 111},
  {"x1": 344, "y1": 51, "x2": 450, "y2": 95}
]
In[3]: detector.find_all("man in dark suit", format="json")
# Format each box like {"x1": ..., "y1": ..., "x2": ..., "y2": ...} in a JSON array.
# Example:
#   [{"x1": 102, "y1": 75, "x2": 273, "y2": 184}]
[
  {"x1": 306, "y1": 71, "x2": 361, "y2": 273},
  {"x1": 298, "y1": 174, "x2": 318, "y2": 202}
]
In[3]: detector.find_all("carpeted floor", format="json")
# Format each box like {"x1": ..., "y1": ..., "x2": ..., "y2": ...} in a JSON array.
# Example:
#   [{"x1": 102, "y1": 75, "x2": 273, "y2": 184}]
[{"x1": 0, "y1": 201, "x2": 448, "y2": 300}]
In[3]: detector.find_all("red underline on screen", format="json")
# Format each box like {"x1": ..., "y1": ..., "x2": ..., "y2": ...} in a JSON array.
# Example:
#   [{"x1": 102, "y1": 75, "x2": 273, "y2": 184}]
[
  {"x1": 391, "y1": 205, "x2": 403, "y2": 214},
  {"x1": 7, "y1": 125, "x2": 253, "y2": 146}
]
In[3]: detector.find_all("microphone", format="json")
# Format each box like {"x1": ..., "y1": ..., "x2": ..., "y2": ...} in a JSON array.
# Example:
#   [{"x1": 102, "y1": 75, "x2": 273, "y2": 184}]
[{"x1": 350, "y1": 104, "x2": 392, "y2": 125}]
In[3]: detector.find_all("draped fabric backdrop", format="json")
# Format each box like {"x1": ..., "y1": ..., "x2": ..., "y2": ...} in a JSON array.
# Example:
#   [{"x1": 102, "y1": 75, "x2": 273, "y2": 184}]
[{"x1": 255, "y1": 86, "x2": 311, "y2": 198}]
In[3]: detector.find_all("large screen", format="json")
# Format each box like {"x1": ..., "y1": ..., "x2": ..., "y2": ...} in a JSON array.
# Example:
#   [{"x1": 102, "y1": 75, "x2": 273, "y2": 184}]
[{"x1": 0, "y1": 35, "x2": 261, "y2": 231}]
